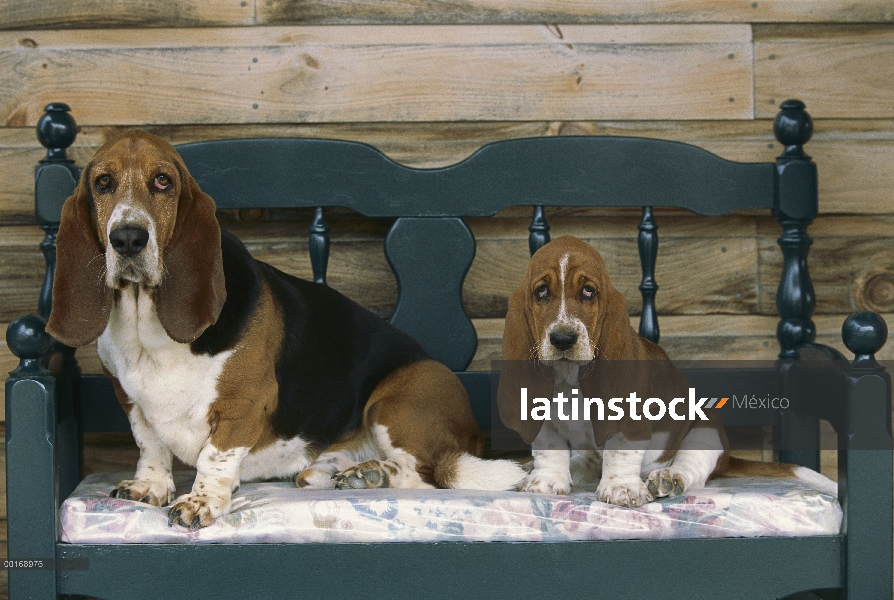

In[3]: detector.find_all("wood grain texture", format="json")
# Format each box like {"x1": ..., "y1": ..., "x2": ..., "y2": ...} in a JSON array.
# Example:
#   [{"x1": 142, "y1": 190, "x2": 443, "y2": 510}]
[
  {"x1": 755, "y1": 25, "x2": 894, "y2": 119},
  {"x1": 759, "y1": 225, "x2": 894, "y2": 316},
  {"x1": 271, "y1": 2, "x2": 889, "y2": 25},
  {"x1": 81, "y1": 432, "x2": 141, "y2": 475},
  {"x1": 4, "y1": 0, "x2": 893, "y2": 28},
  {"x1": 0, "y1": 0, "x2": 254, "y2": 30},
  {"x1": 0, "y1": 26, "x2": 753, "y2": 125}
]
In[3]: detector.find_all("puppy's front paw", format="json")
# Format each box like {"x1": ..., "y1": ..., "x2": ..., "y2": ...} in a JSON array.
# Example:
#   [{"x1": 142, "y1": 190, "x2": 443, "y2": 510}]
[
  {"x1": 332, "y1": 460, "x2": 390, "y2": 490},
  {"x1": 596, "y1": 477, "x2": 652, "y2": 507},
  {"x1": 645, "y1": 468, "x2": 688, "y2": 498},
  {"x1": 521, "y1": 468, "x2": 572, "y2": 495},
  {"x1": 167, "y1": 492, "x2": 229, "y2": 529},
  {"x1": 110, "y1": 477, "x2": 175, "y2": 507}
]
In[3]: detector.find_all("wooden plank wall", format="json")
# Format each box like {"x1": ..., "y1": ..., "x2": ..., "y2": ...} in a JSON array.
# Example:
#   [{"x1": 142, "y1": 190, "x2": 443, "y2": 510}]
[{"x1": 2, "y1": 3, "x2": 894, "y2": 419}]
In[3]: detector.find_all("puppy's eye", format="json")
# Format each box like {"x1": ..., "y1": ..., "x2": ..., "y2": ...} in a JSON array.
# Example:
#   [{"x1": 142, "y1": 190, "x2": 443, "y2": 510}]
[
  {"x1": 581, "y1": 285, "x2": 596, "y2": 301},
  {"x1": 535, "y1": 284, "x2": 550, "y2": 301},
  {"x1": 95, "y1": 174, "x2": 113, "y2": 193},
  {"x1": 153, "y1": 174, "x2": 171, "y2": 191}
]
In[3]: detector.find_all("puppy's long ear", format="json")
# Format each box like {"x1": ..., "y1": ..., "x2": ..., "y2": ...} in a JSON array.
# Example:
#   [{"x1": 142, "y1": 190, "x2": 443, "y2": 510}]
[
  {"x1": 498, "y1": 286, "x2": 548, "y2": 444},
  {"x1": 46, "y1": 176, "x2": 113, "y2": 347},
  {"x1": 154, "y1": 165, "x2": 226, "y2": 344},
  {"x1": 502, "y1": 286, "x2": 536, "y2": 361}
]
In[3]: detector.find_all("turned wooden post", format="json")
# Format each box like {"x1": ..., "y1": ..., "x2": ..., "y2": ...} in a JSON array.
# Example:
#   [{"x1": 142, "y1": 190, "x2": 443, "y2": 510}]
[
  {"x1": 35, "y1": 102, "x2": 79, "y2": 320},
  {"x1": 839, "y1": 311, "x2": 893, "y2": 599},
  {"x1": 773, "y1": 100, "x2": 817, "y2": 359}
]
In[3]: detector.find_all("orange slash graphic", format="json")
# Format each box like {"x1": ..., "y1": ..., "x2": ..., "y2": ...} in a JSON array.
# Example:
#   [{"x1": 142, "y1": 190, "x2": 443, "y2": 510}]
[{"x1": 714, "y1": 397, "x2": 729, "y2": 409}]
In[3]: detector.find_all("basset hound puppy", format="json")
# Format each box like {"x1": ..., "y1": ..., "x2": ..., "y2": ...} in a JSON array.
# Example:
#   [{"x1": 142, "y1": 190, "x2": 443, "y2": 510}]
[
  {"x1": 47, "y1": 130, "x2": 526, "y2": 529},
  {"x1": 499, "y1": 235, "x2": 836, "y2": 506}
]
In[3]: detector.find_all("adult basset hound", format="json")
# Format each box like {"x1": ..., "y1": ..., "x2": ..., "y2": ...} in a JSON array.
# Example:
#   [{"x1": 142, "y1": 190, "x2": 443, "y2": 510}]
[
  {"x1": 46, "y1": 130, "x2": 525, "y2": 529},
  {"x1": 499, "y1": 235, "x2": 836, "y2": 506}
]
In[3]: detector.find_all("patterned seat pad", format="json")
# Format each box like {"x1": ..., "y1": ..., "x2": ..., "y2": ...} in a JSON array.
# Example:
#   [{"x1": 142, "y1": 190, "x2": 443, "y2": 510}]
[{"x1": 60, "y1": 471, "x2": 841, "y2": 544}]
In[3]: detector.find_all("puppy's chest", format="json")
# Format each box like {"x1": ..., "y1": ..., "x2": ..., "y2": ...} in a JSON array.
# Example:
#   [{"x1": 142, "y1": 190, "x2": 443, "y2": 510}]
[
  {"x1": 552, "y1": 367, "x2": 597, "y2": 448},
  {"x1": 97, "y1": 290, "x2": 231, "y2": 438}
]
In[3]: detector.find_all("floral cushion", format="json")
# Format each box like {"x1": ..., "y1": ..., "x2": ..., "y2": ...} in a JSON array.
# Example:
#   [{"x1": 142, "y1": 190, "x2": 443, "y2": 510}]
[{"x1": 60, "y1": 472, "x2": 841, "y2": 544}]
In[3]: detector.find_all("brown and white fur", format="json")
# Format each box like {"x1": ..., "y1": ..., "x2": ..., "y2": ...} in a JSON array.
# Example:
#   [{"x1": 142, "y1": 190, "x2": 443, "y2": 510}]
[
  {"x1": 47, "y1": 131, "x2": 525, "y2": 529},
  {"x1": 499, "y1": 236, "x2": 836, "y2": 506}
]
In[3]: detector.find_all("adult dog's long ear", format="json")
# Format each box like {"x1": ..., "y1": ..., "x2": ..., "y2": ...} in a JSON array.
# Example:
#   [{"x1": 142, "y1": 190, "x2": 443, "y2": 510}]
[
  {"x1": 154, "y1": 164, "x2": 226, "y2": 344},
  {"x1": 595, "y1": 286, "x2": 635, "y2": 360},
  {"x1": 46, "y1": 175, "x2": 113, "y2": 347},
  {"x1": 498, "y1": 286, "x2": 548, "y2": 444}
]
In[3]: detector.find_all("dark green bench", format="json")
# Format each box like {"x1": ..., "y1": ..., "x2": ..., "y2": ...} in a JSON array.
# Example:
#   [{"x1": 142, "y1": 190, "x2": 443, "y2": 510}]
[{"x1": 5, "y1": 100, "x2": 891, "y2": 599}]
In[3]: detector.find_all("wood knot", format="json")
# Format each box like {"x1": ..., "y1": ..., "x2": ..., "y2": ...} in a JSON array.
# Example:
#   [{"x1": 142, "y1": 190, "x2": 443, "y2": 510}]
[
  {"x1": 856, "y1": 269, "x2": 894, "y2": 312},
  {"x1": 238, "y1": 209, "x2": 268, "y2": 222}
]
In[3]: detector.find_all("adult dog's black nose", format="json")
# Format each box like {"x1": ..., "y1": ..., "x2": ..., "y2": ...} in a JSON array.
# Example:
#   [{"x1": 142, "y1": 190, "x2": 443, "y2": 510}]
[
  {"x1": 109, "y1": 227, "x2": 149, "y2": 256},
  {"x1": 549, "y1": 331, "x2": 578, "y2": 352}
]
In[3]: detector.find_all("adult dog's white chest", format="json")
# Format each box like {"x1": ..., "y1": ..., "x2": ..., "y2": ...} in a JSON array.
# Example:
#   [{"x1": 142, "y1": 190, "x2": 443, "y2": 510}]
[{"x1": 97, "y1": 287, "x2": 232, "y2": 466}]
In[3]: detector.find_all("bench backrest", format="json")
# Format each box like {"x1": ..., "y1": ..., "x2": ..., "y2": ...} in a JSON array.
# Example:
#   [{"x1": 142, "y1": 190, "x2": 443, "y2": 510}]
[
  {"x1": 34, "y1": 101, "x2": 818, "y2": 374},
  {"x1": 29, "y1": 100, "x2": 827, "y2": 459}
]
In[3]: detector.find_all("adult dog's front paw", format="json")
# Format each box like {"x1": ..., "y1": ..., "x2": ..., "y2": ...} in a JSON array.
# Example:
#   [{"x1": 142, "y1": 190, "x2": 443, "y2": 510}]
[
  {"x1": 596, "y1": 476, "x2": 653, "y2": 507},
  {"x1": 645, "y1": 468, "x2": 688, "y2": 498},
  {"x1": 295, "y1": 467, "x2": 337, "y2": 489},
  {"x1": 167, "y1": 492, "x2": 229, "y2": 529},
  {"x1": 110, "y1": 477, "x2": 175, "y2": 507},
  {"x1": 332, "y1": 460, "x2": 390, "y2": 490},
  {"x1": 521, "y1": 468, "x2": 572, "y2": 495}
]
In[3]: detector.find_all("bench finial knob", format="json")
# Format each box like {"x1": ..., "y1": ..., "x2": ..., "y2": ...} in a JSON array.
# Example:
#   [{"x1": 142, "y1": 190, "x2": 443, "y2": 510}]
[
  {"x1": 6, "y1": 315, "x2": 52, "y2": 374},
  {"x1": 37, "y1": 103, "x2": 77, "y2": 162},
  {"x1": 774, "y1": 99, "x2": 813, "y2": 158},
  {"x1": 843, "y1": 311, "x2": 888, "y2": 362}
]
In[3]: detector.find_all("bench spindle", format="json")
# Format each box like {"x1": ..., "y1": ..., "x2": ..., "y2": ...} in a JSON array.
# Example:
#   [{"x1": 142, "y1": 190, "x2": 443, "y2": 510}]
[
  {"x1": 308, "y1": 207, "x2": 330, "y2": 286},
  {"x1": 638, "y1": 206, "x2": 660, "y2": 343},
  {"x1": 528, "y1": 205, "x2": 550, "y2": 255}
]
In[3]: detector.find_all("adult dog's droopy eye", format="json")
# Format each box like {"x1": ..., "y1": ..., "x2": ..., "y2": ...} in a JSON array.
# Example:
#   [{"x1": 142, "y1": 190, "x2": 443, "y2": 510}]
[{"x1": 153, "y1": 174, "x2": 171, "y2": 191}]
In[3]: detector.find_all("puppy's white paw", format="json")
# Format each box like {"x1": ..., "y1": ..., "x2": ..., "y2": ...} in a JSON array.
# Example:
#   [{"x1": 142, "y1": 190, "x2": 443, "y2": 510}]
[
  {"x1": 110, "y1": 476, "x2": 175, "y2": 507},
  {"x1": 596, "y1": 476, "x2": 652, "y2": 507},
  {"x1": 521, "y1": 468, "x2": 572, "y2": 495},
  {"x1": 645, "y1": 468, "x2": 689, "y2": 498}
]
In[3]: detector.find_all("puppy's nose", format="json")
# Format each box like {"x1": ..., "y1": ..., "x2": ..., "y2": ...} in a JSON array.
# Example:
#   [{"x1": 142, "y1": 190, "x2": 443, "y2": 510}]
[
  {"x1": 109, "y1": 227, "x2": 149, "y2": 257},
  {"x1": 549, "y1": 331, "x2": 578, "y2": 352}
]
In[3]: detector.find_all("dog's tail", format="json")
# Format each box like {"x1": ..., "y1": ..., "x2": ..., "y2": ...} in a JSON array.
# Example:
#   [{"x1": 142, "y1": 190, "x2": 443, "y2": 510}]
[
  {"x1": 721, "y1": 456, "x2": 838, "y2": 498},
  {"x1": 434, "y1": 452, "x2": 526, "y2": 491}
]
